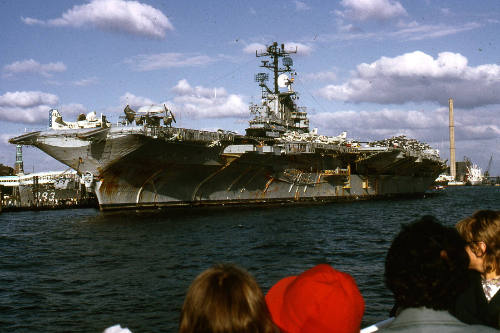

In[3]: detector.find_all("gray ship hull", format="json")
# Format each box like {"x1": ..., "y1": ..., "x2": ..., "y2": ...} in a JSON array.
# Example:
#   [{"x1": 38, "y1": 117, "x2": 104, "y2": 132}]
[
  {"x1": 10, "y1": 126, "x2": 444, "y2": 211},
  {"x1": 96, "y1": 170, "x2": 435, "y2": 211},
  {"x1": 10, "y1": 126, "x2": 444, "y2": 210}
]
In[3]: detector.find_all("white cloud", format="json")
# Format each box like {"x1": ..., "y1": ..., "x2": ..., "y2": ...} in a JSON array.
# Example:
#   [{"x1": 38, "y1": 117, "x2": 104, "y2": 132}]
[
  {"x1": 21, "y1": 17, "x2": 44, "y2": 25},
  {"x1": 284, "y1": 42, "x2": 313, "y2": 56},
  {"x1": 125, "y1": 53, "x2": 215, "y2": 71},
  {"x1": 440, "y1": 8, "x2": 451, "y2": 16},
  {"x1": 0, "y1": 133, "x2": 16, "y2": 146},
  {"x1": 116, "y1": 81, "x2": 247, "y2": 120},
  {"x1": 309, "y1": 105, "x2": 500, "y2": 175},
  {"x1": 0, "y1": 91, "x2": 58, "y2": 109},
  {"x1": 59, "y1": 103, "x2": 88, "y2": 119},
  {"x1": 302, "y1": 70, "x2": 337, "y2": 82},
  {"x1": 3, "y1": 59, "x2": 66, "y2": 77},
  {"x1": 316, "y1": 21, "x2": 481, "y2": 44},
  {"x1": 172, "y1": 79, "x2": 223, "y2": 98},
  {"x1": 459, "y1": 124, "x2": 500, "y2": 140},
  {"x1": 0, "y1": 91, "x2": 88, "y2": 125},
  {"x1": 170, "y1": 79, "x2": 247, "y2": 119},
  {"x1": 311, "y1": 108, "x2": 446, "y2": 139},
  {"x1": 337, "y1": 0, "x2": 407, "y2": 21},
  {"x1": 391, "y1": 22, "x2": 481, "y2": 41},
  {"x1": 22, "y1": 0, "x2": 173, "y2": 39},
  {"x1": 0, "y1": 91, "x2": 59, "y2": 124},
  {"x1": 310, "y1": 106, "x2": 500, "y2": 145},
  {"x1": 455, "y1": 108, "x2": 500, "y2": 140},
  {"x1": 317, "y1": 51, "x2": 500, "y2": 108},
  {"x1": 294, "y1": 1, "x2": 310, "y2": 11},
  {"x1": 120, "y1": 92, "x2": 155, "y2": 109},
  {"x1": 243, "y1": 43, "x2": 267, "y2": 54},
  {"x1": 73, "y1": 77, "x2": 99, "y2": 86}
]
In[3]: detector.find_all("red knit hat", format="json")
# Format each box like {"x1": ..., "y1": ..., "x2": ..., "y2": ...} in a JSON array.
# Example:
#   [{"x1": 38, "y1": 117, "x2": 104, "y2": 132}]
[{"x1": 265, "y1": 264, "x2": 365, "y2": 333}]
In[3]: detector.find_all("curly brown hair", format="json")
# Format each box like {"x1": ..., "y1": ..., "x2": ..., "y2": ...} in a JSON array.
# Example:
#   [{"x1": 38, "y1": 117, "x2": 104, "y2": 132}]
[
  {"x1": 456, "y1": 210, "x2": 500, "y2": 275},
  {"x1": 179, "y1": 264, "x2": 277, "y2": 333}
]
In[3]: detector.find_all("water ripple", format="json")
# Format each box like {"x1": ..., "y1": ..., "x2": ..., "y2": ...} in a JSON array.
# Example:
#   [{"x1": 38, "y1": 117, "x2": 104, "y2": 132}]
[{"x1": 0, "y1": 187, "x2": 498, "y2": 332}]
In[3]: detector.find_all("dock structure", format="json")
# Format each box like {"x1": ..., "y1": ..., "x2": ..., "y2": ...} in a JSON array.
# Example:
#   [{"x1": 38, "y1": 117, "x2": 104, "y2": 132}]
[{"x1": 0, "y1": 171, "x2": 97, "y2": 211}]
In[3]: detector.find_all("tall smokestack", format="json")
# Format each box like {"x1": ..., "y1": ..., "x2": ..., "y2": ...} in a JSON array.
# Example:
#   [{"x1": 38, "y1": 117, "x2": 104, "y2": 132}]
[{"x1": 449, "y1": 98, "x2": 456, "y2": 180}]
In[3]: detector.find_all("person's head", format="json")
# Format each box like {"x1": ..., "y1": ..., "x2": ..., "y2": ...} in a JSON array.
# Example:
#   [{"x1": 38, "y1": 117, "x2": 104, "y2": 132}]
[
  {"x1": 456, "y1": 210, "x2": 500, "y2": 276},
  {"x1": 179, "y1": 263, "x2": 276, "y2": 333},
  {"x1": 265, "y1": 264, "x2": 364, "y2": 333},
  {"x1": 385, "y1": 215, "x2": 469, "y2": 311}
]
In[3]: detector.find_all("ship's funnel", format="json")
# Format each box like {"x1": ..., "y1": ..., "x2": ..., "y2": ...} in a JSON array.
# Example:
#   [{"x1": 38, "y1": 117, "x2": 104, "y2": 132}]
[{"x1": 449, "y1": 98, "x2": 456, "y2": 180}]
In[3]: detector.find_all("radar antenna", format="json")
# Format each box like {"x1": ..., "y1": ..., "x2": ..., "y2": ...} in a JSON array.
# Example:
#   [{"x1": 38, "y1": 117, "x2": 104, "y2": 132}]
[
  {"x1": 246, "y1": 42, "x2": 308, "y2": 138},
  {"x1": 256, "y1": 42, "x2": 297, "y2": 94},
  {"x1": 255, "y1": 72, "x2": 271, "y2": 95}
]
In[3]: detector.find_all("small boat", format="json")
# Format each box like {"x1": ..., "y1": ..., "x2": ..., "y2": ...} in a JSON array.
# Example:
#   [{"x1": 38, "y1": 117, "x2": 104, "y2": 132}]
[{"x1": 465, "y1": 163, "x2": 484, "y2": 185}]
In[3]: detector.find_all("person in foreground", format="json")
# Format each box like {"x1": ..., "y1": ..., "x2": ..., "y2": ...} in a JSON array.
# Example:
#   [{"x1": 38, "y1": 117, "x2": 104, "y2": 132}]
[
  {"x1": 381, "y1": 215, "x2": 497, "y2": 332},
  {"x1": 178, "y1": 263, "x2": 277, "y2": 333},
  {"x1": 265, "y1": 263, "x2": 365, "y2": 333},
  {"x1": 453, "y1": 210, "x2": 500, "y2": 329}
]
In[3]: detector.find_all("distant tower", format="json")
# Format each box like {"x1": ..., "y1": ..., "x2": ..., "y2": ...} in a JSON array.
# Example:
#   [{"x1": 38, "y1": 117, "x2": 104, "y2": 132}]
[
  {"x1": 14, "y1": 144, "x2": 24, "y2": 175},
  {"x1": 449, "y1": 98, "x2": 456, "y2": 180}
]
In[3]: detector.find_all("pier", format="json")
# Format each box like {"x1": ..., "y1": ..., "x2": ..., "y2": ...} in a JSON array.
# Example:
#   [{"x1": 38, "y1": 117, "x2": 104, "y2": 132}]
[{"x1": 0, "y1": 170, "x2": 98, "y2": 213}]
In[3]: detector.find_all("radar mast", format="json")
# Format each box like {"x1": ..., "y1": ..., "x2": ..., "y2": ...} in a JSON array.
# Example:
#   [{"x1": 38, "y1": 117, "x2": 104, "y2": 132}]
[
  {"x1": 246, "y1": 42, "x2": 309, "y2": 138},
  {"x1": 256, "y1": 42, "x2": 296, "y2": 94}
]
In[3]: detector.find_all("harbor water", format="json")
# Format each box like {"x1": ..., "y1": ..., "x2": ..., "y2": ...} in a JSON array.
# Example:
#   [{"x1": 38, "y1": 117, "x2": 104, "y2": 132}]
[{"x1": 1, "y1": 186, "x2": 498, "y2": 332}]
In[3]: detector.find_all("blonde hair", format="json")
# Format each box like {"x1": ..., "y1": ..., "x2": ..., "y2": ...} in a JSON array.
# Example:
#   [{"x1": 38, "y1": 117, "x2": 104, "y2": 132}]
[
  {"x1": 456, "y1": 210, "x2": 500, "y2": 275},
  {"x1": 179, "y1": 264, "x2": 276, "y2": 333}
]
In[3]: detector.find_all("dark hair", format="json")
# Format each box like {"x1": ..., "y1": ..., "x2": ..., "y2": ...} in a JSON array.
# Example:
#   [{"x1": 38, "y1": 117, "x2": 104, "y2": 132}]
[
  {"x1": 179, "y1": 264, "x2": 276, "y2": 333},
  {"x1": 385, "y1": 216, "x2": 470, "y2": 311},
  {"x1": 456, "y1": 210, "x2": 500, "y2": 275}
]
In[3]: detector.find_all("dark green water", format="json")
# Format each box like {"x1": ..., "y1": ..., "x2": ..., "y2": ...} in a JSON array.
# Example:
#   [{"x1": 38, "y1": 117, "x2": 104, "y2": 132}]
[{"x1": 0, "y1": 186, "x2": 498, "y2": 332}]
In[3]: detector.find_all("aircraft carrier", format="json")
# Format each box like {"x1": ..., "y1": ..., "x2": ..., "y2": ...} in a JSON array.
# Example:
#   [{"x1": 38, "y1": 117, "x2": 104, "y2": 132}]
[{"x1": 10, "y1": 42, "x2": 446, "y2": 211}]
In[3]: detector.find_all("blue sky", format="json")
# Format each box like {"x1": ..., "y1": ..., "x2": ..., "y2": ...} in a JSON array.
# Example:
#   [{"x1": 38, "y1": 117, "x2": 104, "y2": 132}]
[{"x1": 1, "y1": 0, "x2": 499, "y2": 176}]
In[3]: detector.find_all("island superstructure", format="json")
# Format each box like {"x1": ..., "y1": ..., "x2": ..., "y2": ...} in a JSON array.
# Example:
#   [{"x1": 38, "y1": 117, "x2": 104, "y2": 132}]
[{"x1": 10, "y1": 42, "x2": 446, "y2": 211}]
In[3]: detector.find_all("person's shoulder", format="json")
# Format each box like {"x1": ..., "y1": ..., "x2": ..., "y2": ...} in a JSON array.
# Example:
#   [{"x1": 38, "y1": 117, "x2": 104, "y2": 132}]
[
  {"x1": 463, "y1": 324, "x2": 499, "y2": 332},
  {"x1": 379, "y1": 308, "x2": 498, "y2": 332},
  {"x1": 380, "y1": 323, "x2": 498, "y2": 332}
]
